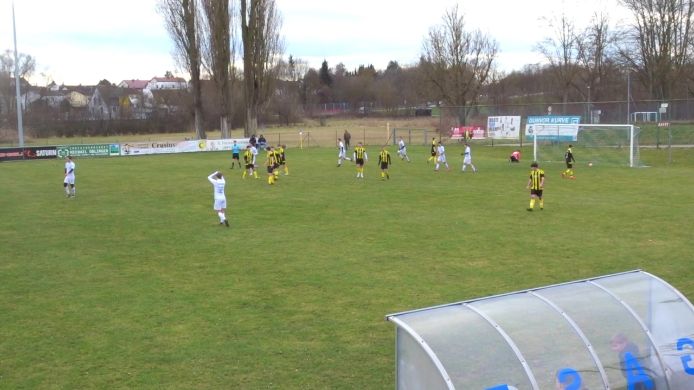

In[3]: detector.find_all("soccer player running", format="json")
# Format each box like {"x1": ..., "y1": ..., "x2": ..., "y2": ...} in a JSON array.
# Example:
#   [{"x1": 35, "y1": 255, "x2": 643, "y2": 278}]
[
  {"x1": 427, "y1": 137, "x2": 437, "y2": 163},
  {"x1": 242, "y1": 145, "x2": 258, "y2": 179},
  {"x1": 353, "y1": 142, "x2": 368, "y2": 178},
  {"x1": 265, "y1": 146, "x2": 278, "y2": 185},
  {"x1": 527, "y1": 162, "x2": 545, "y2": 211},
  {"x1": 63, "y1": 155, "x2": 76, "y2": 198},
  {"x1": 461, "y1": 142, "x2": 478, "y2": 173},
  {"x1": 397, "y1": 136, "x2": 411, "y2": 162},
  {"x1": 230, "y1": 140, "x2": 241, "y2": 169},
  {"x1": 562, "y1": 144, "x2": 576, "y2": 179},
  {"x1": 272, "y1": 146, "x2": 282, "y2": 181},
  {"x1": 434, "y1": 141, "x2": 449, "y2": 171},
  {"x1": 337, "y1": 138, "x2": 351, "y2": 166},
  {"x1": 207, "y1": 171, "x2": 229, "y2": 227},
  {"x1": 378, "y1": 146, "x2": 392, "y2": 180}
]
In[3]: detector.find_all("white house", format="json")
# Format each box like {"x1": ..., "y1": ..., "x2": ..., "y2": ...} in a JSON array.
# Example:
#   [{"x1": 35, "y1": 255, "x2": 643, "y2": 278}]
[{"x1": 145, "y1": 77, "x2": 187, "y2": 91}]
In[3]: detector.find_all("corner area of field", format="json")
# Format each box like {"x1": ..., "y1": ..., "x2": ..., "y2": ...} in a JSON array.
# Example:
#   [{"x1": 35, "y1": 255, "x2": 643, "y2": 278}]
[{"x1": 1, "y1": 121, "x2": 692, "y2": 389}]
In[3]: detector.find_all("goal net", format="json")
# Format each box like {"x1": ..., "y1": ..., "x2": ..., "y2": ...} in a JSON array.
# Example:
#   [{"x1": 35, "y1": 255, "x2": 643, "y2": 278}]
[{"x1": 529, "y1": 124, "x2": 641, "y2": 168}]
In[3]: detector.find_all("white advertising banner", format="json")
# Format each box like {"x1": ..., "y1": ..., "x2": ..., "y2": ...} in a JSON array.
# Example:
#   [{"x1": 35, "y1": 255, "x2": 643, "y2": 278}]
[
  {"x1": 524, "y1": 116, "x2": 581, "y2": 141},
  {"x1": 120, "y1": 140, "x2": 203, "y2": 156},
  {"x1": 487, "y1": 116, "x2": 521, "y2": 139},
  {"x1": 205, "y1": 138, "x2": 251, "y2": 151}
]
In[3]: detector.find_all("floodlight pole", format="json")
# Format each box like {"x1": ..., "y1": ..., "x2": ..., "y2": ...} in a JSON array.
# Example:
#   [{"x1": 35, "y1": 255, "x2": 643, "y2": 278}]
[{"x1": 12, "y1": 1, "x2": 25, "y2": 147}]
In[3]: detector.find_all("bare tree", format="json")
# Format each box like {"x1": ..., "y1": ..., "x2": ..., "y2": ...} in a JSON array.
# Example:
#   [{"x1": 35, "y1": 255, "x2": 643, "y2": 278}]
[
  {"x1": 577, "y1": 12, "x2": 617, "y2": 102},
  {"x1": 421, "y1": 5, "x2": 498, "y2": 124},
  {"x1": 536, "y1": 13, "x2": 584, "y2": 109},
  {"x1": 201, "y1": 0, "x2": 233, "y2": 138},
  {"x1": 0, "y1": 50, "x2": 35, "y2": 124},
  {"x1": 158, "y1": 0, "x2": 206, "y2": 139},
  {"x1": 618, "y1": 0, "x2": 694, "y2": 99},
  {"x1": 240, "y1": 0, "x2": 283, "y2": 136}
]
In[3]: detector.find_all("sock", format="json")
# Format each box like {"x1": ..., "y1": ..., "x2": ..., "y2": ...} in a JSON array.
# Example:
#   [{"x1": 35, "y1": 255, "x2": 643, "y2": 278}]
[
  {"x1": 529, "y1": 199, "x2": 536, "y2": 209},
  {"x1": 268, "y1": 176, "x2": 273, "y2": 184},
  {"x1": 435, "y1": 163, "x2": 440, "y2": 170},
  {"x1": 386, "y1": 172, "x2": 389, "y2": 179},
  {"x1": 539, "y1": 199, "x2": 544, "y2": 209},
  {"x1": 381, "y1": 172, "x2": 385, "y2": 179},
  {"x1": 218, "y1": 212, "x2": 225, "y2": 222},
  {"x1": 253, "y1": 171, "x2": 258, "y2": 178},
  {"x1": 284, "y1": 166, "x2": 288, "y2": 175},
  {"x1": 463, "y1": 165, "x2": 467, "y2": 171},
  {"x1": 65, "y1": 187, "x2": 70, "y2": 195},
  {"x1": 242, "y1": 171, "x2": 247, "y2": 178},
  {"x1": 71, "y1": 187, "x2": 76, "y2": 196}
]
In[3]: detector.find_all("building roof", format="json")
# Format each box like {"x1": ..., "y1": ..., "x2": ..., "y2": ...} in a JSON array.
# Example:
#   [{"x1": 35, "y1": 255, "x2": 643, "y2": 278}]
[{"x1": 119, "y1": 79, "x2": 149, "y2": 89}]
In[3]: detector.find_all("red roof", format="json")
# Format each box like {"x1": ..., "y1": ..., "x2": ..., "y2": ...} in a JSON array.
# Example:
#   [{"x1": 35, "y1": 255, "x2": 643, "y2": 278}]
[{"x1": 120, "y1": 79, "x2": 149, "y2": 89}]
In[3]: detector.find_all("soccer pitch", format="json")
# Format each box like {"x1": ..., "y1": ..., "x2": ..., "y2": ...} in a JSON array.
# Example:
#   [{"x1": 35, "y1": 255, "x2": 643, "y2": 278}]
[{"x1": 1, "y1": 144, "x2": 692, "y2": 388}]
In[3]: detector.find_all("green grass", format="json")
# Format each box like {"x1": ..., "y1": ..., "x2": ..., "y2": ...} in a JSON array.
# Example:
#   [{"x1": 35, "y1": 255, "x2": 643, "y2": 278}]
[{"x1": 1, "y1": 144, "x2": 692, "y2": 389}]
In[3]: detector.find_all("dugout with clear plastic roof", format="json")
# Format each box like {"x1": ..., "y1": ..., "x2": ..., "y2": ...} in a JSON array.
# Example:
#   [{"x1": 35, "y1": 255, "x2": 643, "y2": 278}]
[{"x1": 386, "y1": 270, "x2": 694, "y2": 390}]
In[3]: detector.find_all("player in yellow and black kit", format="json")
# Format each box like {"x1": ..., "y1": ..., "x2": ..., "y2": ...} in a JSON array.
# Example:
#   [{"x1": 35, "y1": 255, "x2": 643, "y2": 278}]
[
  {"x1": 378, "y1": 146, "x2": 392, "y2": 180},
  {"x1": 272, "y1": 146, "x2": 282, "y2": 180},
  {"x1": 242, "y1": 145, "x2": 258, "y2": 179},
  {"x1": 527, "y1": 162, "x2": 545, "y2": 211},
  {"x1": 277, "y1": 144, "x2": 288, "y2": 175},
  {"x1": 561, "y1": 144, "x2": 576, "y2": 179},
  {"x1": 353, "y1": 142, "x2": 368, "y2": 179},
  {"x1": 427, "y1": 137, "x2": 437, "y2": 163},
  {"x1": 265, "y1": 146, "x2": 278, "y2": 185}
]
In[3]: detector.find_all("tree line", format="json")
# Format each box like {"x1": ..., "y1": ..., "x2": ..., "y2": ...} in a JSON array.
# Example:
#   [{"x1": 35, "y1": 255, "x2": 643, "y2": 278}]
[{"x1": 1, "y1": 0, "x2": 693, "y2": 139}]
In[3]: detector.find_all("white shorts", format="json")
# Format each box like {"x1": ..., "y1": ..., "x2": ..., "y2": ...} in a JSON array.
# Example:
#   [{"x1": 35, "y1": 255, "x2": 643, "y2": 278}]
[
  {"x1": 398, "y1": 148, "x2": 407, "y2": 155},
  {"x1": 338, "y1": 151, "x2": 347, "y2": 158},
  {"x1": 64, "y1": 175, "x2": 75, "y2": 185},
  {"x1": 464, "y1": 157, "x2": 472, "y2": 165},
  {"x1": 437, "y1": 155, "x2": 447, "y2": 163},
  {"x1": 214, "y1": 198, "x2": 227, "y2": 210}
]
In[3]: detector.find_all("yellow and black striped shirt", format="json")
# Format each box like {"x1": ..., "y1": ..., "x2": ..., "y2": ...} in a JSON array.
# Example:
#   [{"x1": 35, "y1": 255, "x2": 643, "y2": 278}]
[
  {"x1": 277, "y1": 146, "x2": 285, "y2": 163},
  {"x1": 378, "y1": 150, "x2": 391, "y2": 166},
  {"x1": 266, "y1": 151, "x2": 277, "y2": 167},
  {"x1": 354, "y1": 146, "x2": 366, "y2": 160},
  {"x1": 243, "y1": 149, "x2": 253, "y2": 164},
  {"x1": 529, "y1": 169, "x2": 545, "y2": 190}
]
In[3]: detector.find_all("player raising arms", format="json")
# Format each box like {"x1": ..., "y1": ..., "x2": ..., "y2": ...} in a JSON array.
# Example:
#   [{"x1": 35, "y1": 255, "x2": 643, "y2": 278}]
[
  {"x1": 353, "y1": 142, "x2": 368, "y2": 179},
  {"x1": 378, "y1": 146, "x2": 392, "y2": 180},
  {"x1": 527, "y1": 162, "x2": 545, "y2": 211},
  {"x1": 207, "y1": 171, "x2": 229, "y2": 227},
  {"x1": 397, "y1": 136, "x2": 411, "y2": 162}
]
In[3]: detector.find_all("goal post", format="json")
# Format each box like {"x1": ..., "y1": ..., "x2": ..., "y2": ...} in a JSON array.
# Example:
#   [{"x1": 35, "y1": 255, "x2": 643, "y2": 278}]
[{"x1": 530, "y1": 123, "x2": 640, "y2": 168}]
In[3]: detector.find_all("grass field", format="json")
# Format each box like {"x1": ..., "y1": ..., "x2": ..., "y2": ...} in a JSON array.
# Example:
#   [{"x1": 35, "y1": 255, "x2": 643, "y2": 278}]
[{"x1": 1, "y1": 142, "x2": 693, "y2": 389}]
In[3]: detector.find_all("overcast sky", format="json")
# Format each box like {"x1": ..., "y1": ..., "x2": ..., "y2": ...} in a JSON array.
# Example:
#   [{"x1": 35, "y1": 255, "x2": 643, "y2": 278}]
[{"x1": 0, "y1": 0, "x2": 628, "y2": 86}]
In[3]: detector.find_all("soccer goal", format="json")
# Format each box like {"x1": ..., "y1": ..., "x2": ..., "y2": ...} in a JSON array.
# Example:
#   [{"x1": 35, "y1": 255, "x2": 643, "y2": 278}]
[{"x1": 530, "y1": 124, "x2": 641, "y2": 168}]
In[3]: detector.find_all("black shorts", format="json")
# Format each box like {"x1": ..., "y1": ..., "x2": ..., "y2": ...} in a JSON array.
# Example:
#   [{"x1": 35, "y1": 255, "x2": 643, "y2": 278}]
[
  {"x1": 245, "y1": 164, "x2": 254, "y2": 169},
  {"x1": 510, "y1": 156, "x2": 519, "y2": 162},
  {"x1": 356, "y1": 158, "x2": 364, "y2": 166},
  {"x1": 566, "y1": 162, "x2": 573, "y2": 168},
  {"x1": 530, "y1": 189, "x2": 543, "y2": 198},
  {"x1": 380, "y1": 162, "x2": 389, "y2": 170},
  {"x1": 232, "y1": 153, "x2": 239, "y2": 159},
  {"x1": 266, "y1": 166, "x2": 274, "y2": 174},
  {"x1": 431, "y1": 151, "x2": 436, "y2": 156}
]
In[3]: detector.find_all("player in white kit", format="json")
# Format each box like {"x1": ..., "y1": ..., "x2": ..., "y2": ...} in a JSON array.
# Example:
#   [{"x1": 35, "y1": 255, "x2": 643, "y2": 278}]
[
  {"x1": 207, "y1": 171, "x2": 229, "y2": 227},
  {"x1": 435, "y1": 142, "x2": 449, "y2": 171},
  {"x1": 461, "y1": 142, "x2": 477, "y2": 173},
  {"x1": 63, "y1": 156, "x2": 76, "y2": 198},
  {"x1": 337, "y1": 138, "x2": 351, "y2": 166},
  {"x1": 397, "y1": 137, "x2": 411, "y2": 162}
]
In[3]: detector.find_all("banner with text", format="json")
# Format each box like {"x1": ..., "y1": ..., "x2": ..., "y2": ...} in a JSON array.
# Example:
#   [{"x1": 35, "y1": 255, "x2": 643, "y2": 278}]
[
  {"x1": 57, "y1": 144, "x2": 120, "y2": 158},
  {"x1": 0, "y1": 146, "x2": 58, "y2": 161},
  {"x1": 120, "y1": 140, "x2": 202, "y2": 156},
  {"x1": 487, "y1": 116, "x2": 521, "y2": 139},
  {"x1": 525, "y1": 116, "x2": 581, "y2": 141},
  {"x1": 205, "y1": 138, "x2": 251, "y2": 151}
]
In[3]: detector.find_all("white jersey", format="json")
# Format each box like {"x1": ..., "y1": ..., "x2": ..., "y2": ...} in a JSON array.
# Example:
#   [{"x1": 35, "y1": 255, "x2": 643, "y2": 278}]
[
  {"x1": 463, "y1": 145, "x2": 472, "y2": 164},
  {"x1": 250, "y1": 146, "x2": 258, "y2": 164},
  {"x1": 208, "y1": 172, "x2": 227, "y2": 207},
  {"x1": 398, "y1": 139, "x2": 406, "y2": 151},
  {"x1": 436, "y1": 145, "x2": 446, "y2": 162},
  {"x1": 338, "y1": 141, "x2": 346, "y2": 157},
  {"x1": 64, "y1": 160, "x2": 76, "y2": 184}
]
